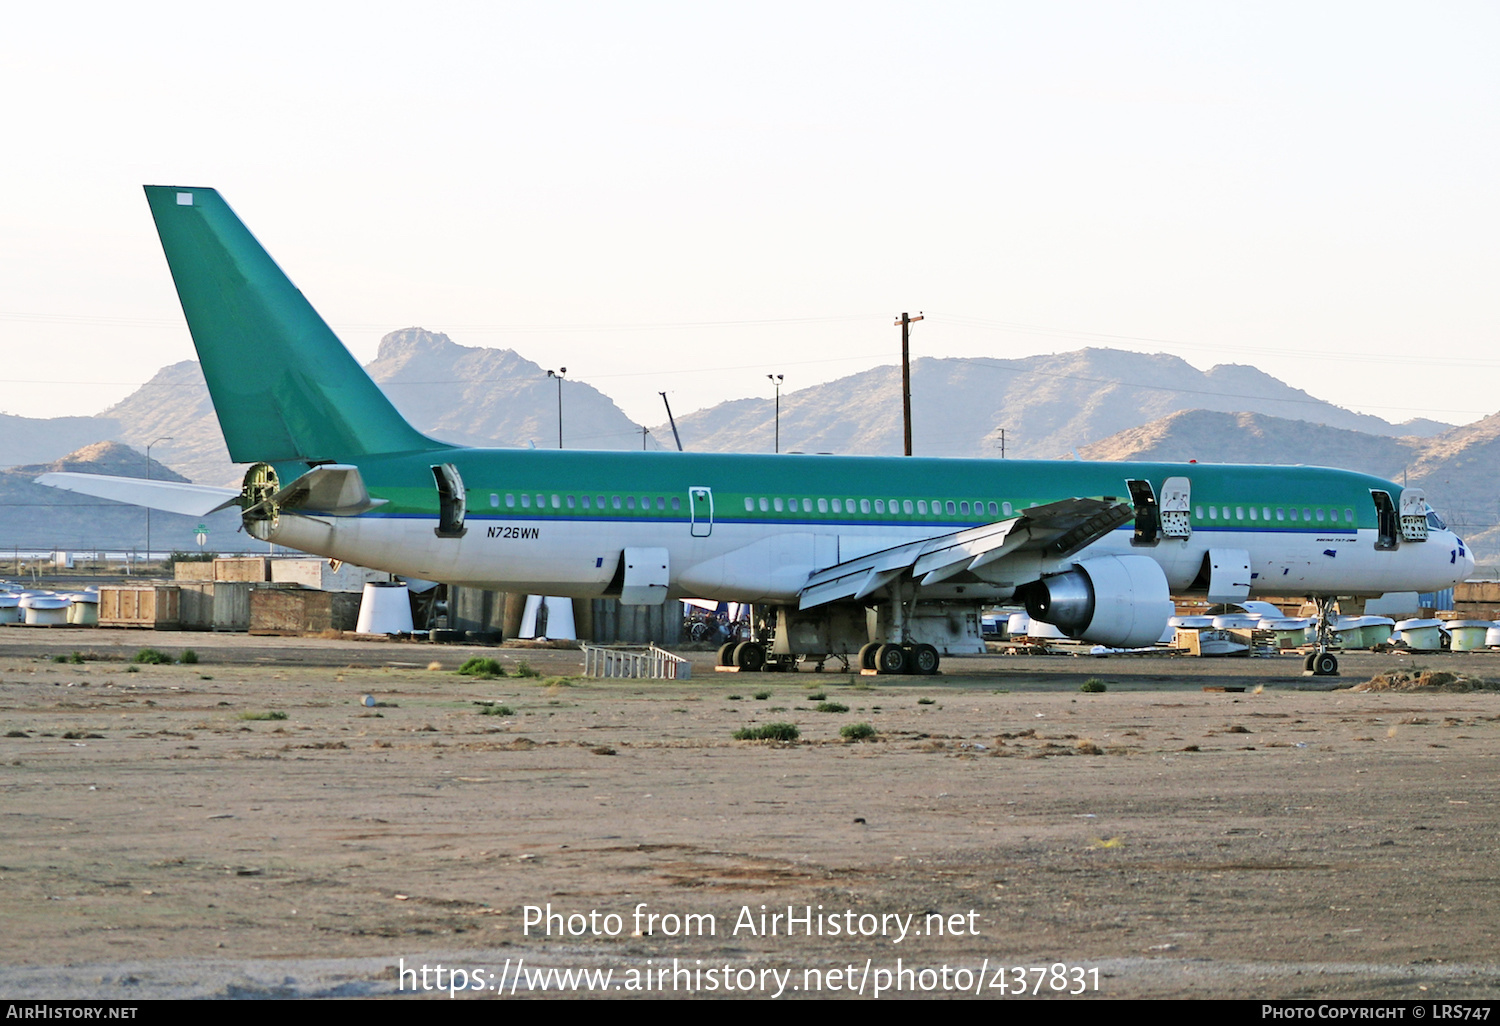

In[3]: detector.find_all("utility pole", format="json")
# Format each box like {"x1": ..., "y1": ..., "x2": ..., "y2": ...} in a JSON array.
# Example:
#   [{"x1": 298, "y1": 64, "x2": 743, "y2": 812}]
[
  {"x1": 766, "y1": 374, "x2": 783, "y2": 453},
  {"x1": 998, "y1": 428, "x2": 1006, "y2": 459},
  {"x1": 546, "y1": 369, "x2": 566, "y2": 448},
  {"x1": 641, "y1": 426, "x2": 651, "y2": 450},
  {"x1": 145, "y1": 436, "x2": 172, "y2": 564},
  {"x1": 894, "y1": 312, "x2": 923, "y2": 456}
]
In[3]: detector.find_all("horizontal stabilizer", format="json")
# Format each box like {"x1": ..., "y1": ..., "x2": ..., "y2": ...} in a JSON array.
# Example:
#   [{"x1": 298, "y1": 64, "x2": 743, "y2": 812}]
[{"x1": 35, "y1": 473, "x2": 239, "y2": 518}]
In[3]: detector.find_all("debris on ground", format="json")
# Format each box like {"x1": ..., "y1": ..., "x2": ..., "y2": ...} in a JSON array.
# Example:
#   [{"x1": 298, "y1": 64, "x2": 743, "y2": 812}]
[{"x1": 1347, "y1": 670, "x2": 1500, "y2": 693}]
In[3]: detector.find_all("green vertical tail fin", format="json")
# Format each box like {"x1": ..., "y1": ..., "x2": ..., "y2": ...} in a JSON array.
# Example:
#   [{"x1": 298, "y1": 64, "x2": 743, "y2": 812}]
[{"x1": 144, "y1": 186, "x2": 449, "y2": 464}]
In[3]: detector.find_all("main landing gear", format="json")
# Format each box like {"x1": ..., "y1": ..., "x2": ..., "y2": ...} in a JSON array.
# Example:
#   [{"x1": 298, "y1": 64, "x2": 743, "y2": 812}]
[
  {"x1": 857, "y1": 642, "x2": 940, "y2": 676},
  {"x1": 1303, "y1": 595, "x2": 1340, "y2": 677},
  {"x1": 716, "y1": 642, "x2": 797, "y2": 672},
  {"x1": 716, "y1": 641, "x2": 940, "y2": 675}
]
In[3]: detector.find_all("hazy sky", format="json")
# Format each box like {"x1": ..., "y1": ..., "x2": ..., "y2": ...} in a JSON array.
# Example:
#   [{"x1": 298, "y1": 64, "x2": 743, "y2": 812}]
[{"x1": 3, "y1": 1, "x2": 1497, "y2": 435}]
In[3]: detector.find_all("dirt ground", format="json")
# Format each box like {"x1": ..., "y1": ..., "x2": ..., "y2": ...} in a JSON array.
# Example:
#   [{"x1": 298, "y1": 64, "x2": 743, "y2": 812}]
[{"x1": 1, "y1": 626, "x2": 1498, "y2": 1000}]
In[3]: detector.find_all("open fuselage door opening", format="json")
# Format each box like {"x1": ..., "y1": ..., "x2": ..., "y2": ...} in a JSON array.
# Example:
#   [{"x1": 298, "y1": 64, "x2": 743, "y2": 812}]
[
  {"x1": 689, "y1": 486, "x2": 713, "y2": 537},
  {"x1": 1370, "y1": 490, "x2": 1399, "y2": 551},
  {"x1": 1127, "y1": 479, "x2": 1160, "y2": 546},
  {"x1": 432, "y1": 463, "x2": 467, "y2": 538}
]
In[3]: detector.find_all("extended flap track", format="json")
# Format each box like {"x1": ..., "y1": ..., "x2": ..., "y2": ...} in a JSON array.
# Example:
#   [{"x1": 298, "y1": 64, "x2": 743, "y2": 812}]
[{"x1": 1044, "y1": 503, "x2": 1135, "y2": 559}]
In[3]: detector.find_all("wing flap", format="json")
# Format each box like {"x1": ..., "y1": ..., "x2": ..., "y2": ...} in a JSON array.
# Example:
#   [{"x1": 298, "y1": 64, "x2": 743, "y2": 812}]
[{"x1": 797, "y1": 497, "x2": 1134, "y2": 608}]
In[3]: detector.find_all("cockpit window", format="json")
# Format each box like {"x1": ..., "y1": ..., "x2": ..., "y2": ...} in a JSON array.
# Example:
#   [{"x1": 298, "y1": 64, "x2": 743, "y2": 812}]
[{"x1": 1426, "y1": 509, "x2": 1447, "y2": 531}]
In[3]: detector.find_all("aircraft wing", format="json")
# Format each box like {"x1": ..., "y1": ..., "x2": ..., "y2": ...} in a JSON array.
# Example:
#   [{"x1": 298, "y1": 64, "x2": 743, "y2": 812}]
[
  {"x1": 798, "y1": 497, "x2": 1134, "y2": 609},
  {"x1": 34, "y1": 473, "x2": 240, "y2": 518}
]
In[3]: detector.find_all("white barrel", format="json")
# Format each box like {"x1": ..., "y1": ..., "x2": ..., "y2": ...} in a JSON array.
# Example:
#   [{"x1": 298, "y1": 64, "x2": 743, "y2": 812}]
[
  {"x1": 1358, "y1": 616, "x2": 1395, "y2": 648},
  {"x1": 0, "y1": 594, "x2": 20, "y2": 624},
  {"x1": 1238, "y1": 601, "x2": 1285, "y2": 619},
  {"x1": 356, "y1": 582, "x2": 413, "y2": 635},
  {"x1": 1170, "y1": 615, "x2": 1215, "y2": 629},
  {"x1": 1395, "y1": 618, "x2": 1444, "y2": 651},
  {"x1": 66, "y1": 592, "x2": 99, "y2": 626},
  {"x1": 1332, "y1": 616, "x2": 1366, "y2": 649},
  {"x1": 1261, "y1": 617, "x2": 1312, "y2": 648},
  {"x1": 1211, "y1": 613, "x2": 1259, "y2": 629},
  {"x1": 21, "y1": 593, "x2": 71, "y2": 626},
  {"x1": 1446, "y1": 620, "x2": 1495, "y2": 652}
]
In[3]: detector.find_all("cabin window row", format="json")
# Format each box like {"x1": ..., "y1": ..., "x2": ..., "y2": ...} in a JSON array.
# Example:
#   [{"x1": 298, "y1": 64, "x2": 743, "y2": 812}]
[
  {"x1": 742, "y1": 497, "x2": 1013, "y2": 517},
  {"x1": 493, "y1": 493, "x2": 684, "y2": 512},
  {"x1": 1193, "y1": 504, "x2": 1357, "y2": 524}
]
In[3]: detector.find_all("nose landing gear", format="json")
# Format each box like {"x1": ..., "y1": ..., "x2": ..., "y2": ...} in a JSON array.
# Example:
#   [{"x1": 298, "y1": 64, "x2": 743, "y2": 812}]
[{"x1": 1303, "y1": 596, "x2": 1340, "y2": 676}]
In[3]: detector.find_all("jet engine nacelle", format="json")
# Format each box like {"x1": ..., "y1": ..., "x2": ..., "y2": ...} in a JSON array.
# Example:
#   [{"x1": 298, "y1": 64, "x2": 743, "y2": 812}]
[{"x1": 1022, "y1": 554, "x2": 1173, "y2": 648}]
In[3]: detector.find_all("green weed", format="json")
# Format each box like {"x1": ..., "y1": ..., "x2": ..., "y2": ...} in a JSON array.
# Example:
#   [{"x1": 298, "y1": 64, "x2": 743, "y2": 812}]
[
  {"x1": 733, "y1": 722, "x2": 799, "y2": 742},
  {"x1": 458, "y1": 657, "x2": 506, "y2": 678}
]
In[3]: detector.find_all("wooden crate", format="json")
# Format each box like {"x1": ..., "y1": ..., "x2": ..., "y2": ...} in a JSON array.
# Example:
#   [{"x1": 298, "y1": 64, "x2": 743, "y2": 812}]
[
  {"x1": 98, "y1": 586, "x2": 180, "y2": 629},
  {"x1": 269, "y1": 558, "x2": 390, "y2": 592},
  {"x1": 214, "y1": 557, "x2": 270, "y2": 582},
  {"x1": 172, "y1": 561, "x2": 215, "y2": 582},
  {"x1": 250, "y1": 587, "x2": 361, "y2": 634}
]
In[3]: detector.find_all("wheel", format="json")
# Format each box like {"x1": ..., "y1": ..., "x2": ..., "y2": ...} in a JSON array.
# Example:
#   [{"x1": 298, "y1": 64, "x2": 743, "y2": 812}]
[
  {"x1": 874, "y1": 643, "x2": 908, "y2": 674},
  {"x1": 717, "y1": 642, "x2": 738, "y2": 667},
  {"x1": 689, "y1": 621, "x2": 710, "y2": 643},
  {"x1": 858, "y1": 642, "x2": 880, "y2": 671},
  {"x1": 911, "y1": 643, "x2": 940, "y2": 675},
  {"x1": 733, "y1": 641, "x2": 766, "y2": 672},
  {"x1": 1302, "y1": 652, "x2": 1316, "y2": 672},
  {"x1": 1312, "y1": 652, "x2": 1339, "y2": 676}
]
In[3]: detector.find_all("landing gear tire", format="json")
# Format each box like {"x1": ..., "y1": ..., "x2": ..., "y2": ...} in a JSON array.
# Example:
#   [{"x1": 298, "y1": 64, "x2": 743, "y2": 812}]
[
  {"x1": 717, "y1": 643, "x2": 738, "y2": 667},
  {"x1": 1302, "y1": 652, "x2": 1316, "y2": 672},
  {"x1": 875, "y1": 643, "x2": 908, "y2": 675},
  {"x1": 733, "y1": 642, "x2": 766, "y2": 672},
  {"x1": 1312, "y1": 652, "x2": 1339, "y2": 676},
  {"x1": 858, "y1": 643, "x2": 880, "y2": 671},
  {"x1": 911, "y1": 643, "x2": 940, "y2": 675}
]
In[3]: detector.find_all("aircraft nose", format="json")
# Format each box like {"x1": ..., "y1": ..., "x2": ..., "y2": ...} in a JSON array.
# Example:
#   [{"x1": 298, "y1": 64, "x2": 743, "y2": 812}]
[{"x1": 1441, "y1": 531, "x2": 1475, "y2": 586}]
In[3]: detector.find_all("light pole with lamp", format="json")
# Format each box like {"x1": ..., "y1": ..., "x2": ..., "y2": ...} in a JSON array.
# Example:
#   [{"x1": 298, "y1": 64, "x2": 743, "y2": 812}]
[
  {"x1": 767, "y1": 374, "x2": 783, "y2": 453},
  {"x1": 546, "y1": 368, "x2": 566, "y2": 449},
  {"x1": 145, "y1": 436, "x2": 172, "y2": 567}
]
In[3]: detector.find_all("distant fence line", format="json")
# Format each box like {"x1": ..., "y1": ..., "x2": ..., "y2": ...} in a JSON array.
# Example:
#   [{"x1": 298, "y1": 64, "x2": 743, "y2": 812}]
[{"x1": 4, "y1": 547, "x2": 282, "y2": 571}]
